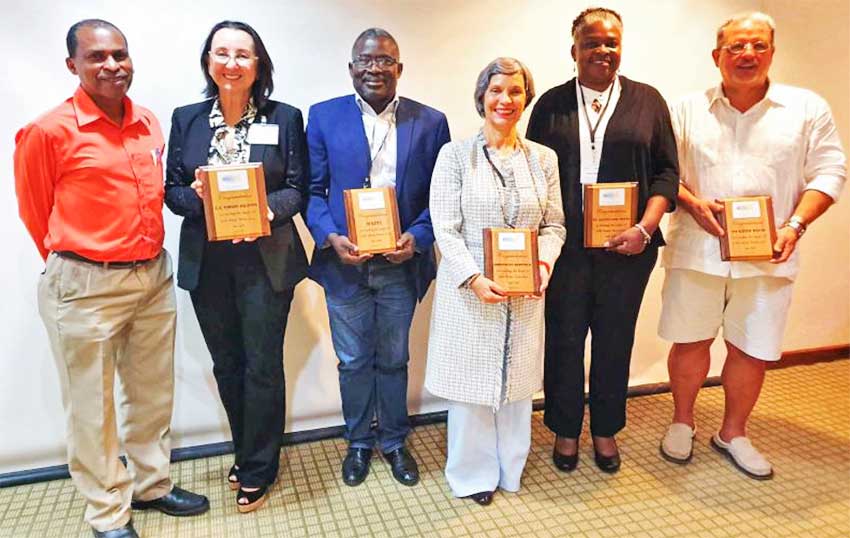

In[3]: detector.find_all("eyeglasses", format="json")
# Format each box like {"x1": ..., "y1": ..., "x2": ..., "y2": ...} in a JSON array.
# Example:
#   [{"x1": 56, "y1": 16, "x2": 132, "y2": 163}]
[
  {"x1": 351, "y1": 55, "x2": 399, "y2": 69},
  {"x1": 209, "y1": 50, "x2": 257, "y2": 66},
  {"x1": 721, "y1": 41, "x2": 772, "y2": 55}
]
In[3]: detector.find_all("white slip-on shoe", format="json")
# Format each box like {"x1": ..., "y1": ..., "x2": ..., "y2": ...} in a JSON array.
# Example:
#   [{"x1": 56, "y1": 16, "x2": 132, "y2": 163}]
[
  {"x1": 660, "y1": 423, "x2": 696, "y2": 464},
  {"x1": 710, "y1": 433, "x2": 774, "y2": 480}
]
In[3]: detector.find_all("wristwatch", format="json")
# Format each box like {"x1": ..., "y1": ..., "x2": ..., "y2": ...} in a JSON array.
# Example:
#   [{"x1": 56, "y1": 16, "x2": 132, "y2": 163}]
[{"x1": 784, "y1": 215, "x2": 807, "y2": 237}]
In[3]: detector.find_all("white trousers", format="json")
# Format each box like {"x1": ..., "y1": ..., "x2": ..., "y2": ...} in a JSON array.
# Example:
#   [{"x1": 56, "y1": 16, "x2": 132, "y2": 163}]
[{"x1": 444, "y1": 398, "x2": 532, "y2": 497}]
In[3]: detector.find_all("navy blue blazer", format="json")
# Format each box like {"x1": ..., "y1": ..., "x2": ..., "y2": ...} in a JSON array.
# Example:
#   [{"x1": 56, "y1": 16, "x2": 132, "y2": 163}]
[
  {"x1": 305, "y1": 95, "x2": 450, "y2": 300},
  {"x1": 165, "y1": 99, "x2": 309, "y2": 292}
]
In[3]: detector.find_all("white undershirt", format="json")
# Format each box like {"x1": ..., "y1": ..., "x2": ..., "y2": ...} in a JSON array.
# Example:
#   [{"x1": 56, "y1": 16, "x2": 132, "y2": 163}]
[
  {"x1": 576, "y1": 76, "x2": 621, "y2": 185},
  {"x1": 356, "y1": 95, "x2": 399, "y2": 189}
]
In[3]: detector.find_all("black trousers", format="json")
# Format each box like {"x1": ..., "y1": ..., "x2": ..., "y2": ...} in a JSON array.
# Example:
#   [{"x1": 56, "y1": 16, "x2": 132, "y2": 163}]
[
  {"x1": 190, "y1": 242, "x2": 294, "y2": 487},
  {"x1": 543, "y1": 246, "x2": 658, "y2": 438}
]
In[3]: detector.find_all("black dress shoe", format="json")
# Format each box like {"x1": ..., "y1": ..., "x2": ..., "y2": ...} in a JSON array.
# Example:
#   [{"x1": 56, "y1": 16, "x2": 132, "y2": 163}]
[
  {"x1": 342, "y1": 447, "x2": 372, "y2": 486},
  {"x1": 464, "y1": 491, "x2": 494, "y2": 506},
  {"x1": 593, "y1": 450, "x2": 621, "y2": 474},
  {"x1": 92, "y1": 521, "x2": 139, "y2": 538},
  {"x1": 383, "y1": 447, "x2": 419, "y2": 486},
  {"x1": 552, "y1": 447, "x2": 579, "y2": 472},
  {"x1": 131, "y1": 486, "x2": 210, "y2": 516}
]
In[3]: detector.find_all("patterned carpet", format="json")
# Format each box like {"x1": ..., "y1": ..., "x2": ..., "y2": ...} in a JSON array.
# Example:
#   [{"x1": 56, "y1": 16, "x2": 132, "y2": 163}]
[{"x1": 1, "y1": 359, "x2": 848, "y2": 537}]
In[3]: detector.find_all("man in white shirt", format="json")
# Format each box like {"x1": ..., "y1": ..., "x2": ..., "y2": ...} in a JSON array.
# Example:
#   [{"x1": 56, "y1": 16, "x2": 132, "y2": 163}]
[{"x1": 658, "y1": 11, "x2": 846, "y2": 479}]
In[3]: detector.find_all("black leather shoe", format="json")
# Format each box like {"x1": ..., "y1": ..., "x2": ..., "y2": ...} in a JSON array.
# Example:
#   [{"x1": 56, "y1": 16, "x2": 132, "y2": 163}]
[
  {"x1": 131, "y1": 486, "x2": 209, "y2": 516},
  {"x1": 383, "y1": 447, "x2": 419, "y2": 486},
  {"x1": 593, "y1": 450, "x2": 621, "y2": 474},
  {"x1": 552, "y1": 447, "x2": 579, "y2": 472},
  {"x1": 92, "y1": 521, "x2": 139, "y2": 538},
  {"x1": 464, "y1": 491, "x2": 494, "y2": 506},
  {"x1": 342, "y1": 447, "x2": 372, "y2": 486}
]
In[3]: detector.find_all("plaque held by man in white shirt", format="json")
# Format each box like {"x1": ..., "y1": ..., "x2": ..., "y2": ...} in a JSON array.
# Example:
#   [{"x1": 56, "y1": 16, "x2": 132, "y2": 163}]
[{"x1": 715, "y1": 195, "x2": 777, "y2": 261}]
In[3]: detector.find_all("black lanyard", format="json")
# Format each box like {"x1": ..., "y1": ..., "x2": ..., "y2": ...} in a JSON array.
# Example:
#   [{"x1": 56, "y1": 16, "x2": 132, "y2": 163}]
[
  {"x1": 579, "y1": 80, "x2": 616, "y2": 151},
  {"x1": 362, "y1": 104, "x2": 397, "y2": 188},
  {"x1": 482, "y1": 143, "x2": 547, "y2": 228}
]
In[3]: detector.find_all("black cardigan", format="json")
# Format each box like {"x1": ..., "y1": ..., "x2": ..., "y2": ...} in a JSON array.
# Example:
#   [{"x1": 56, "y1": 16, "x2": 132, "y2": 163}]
[{"x1": 526, "y1": 76, "x2": 679, "y2": 250}]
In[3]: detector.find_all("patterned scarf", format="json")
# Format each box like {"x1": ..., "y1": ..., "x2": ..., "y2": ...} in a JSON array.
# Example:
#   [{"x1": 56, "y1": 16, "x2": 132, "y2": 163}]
[{"x1": 208, "y1": 98, "x2": 257, "y2": 166}]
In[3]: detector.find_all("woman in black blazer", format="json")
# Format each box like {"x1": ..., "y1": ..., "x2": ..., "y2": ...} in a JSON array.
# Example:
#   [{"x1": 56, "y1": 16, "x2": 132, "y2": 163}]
[{"x1": 165, "y1": 20, "x2": 308, "y2": 512}]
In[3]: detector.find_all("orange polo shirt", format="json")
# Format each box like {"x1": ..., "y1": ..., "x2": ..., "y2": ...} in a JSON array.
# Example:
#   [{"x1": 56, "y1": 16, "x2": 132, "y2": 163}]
[{"x1": 14, "y1": 86, "x2": 165, "y2": 262}]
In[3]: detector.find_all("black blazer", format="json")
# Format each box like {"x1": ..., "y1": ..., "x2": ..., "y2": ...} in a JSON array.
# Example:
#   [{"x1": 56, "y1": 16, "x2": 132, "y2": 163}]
[
  {"x1": 165, "y1": 99, "x2": 309, "y2": 292},
  {"x1": 526, "y1": 76, "x2": 679, "y2": 250}
]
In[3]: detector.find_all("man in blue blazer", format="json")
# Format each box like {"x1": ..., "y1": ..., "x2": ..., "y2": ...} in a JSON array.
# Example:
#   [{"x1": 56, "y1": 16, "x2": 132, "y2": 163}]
[{"x1": 306, "y1": 28, "x2": 450, "y2": 488}]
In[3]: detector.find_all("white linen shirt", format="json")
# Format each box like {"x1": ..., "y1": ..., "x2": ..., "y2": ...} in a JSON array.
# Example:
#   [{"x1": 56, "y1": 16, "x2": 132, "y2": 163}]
[
  {"x1": 662, "y1": 83, "x2": 846, "y2": 280},
  {"x1": 356, "y1": 94, "x2": 399, "y2": 189}
]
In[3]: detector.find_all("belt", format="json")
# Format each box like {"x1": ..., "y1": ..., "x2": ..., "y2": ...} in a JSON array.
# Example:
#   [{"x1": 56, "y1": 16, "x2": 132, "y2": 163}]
[{"x1": 55, "y1": 251, "x2": 157, "y2": 269}]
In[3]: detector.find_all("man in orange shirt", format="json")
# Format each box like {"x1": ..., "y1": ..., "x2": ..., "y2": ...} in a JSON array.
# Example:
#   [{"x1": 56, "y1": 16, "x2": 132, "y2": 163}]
[{"x1": 14, "y1": 19, "x2": 208, "y2": 538}]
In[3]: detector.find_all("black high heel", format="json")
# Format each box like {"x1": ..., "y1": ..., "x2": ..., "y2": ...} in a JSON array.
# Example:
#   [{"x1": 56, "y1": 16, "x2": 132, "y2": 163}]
[
  {"x1": 228, "y1": 465, "x2": 240, "y2": 491},
  {"x1": 464, "y1": 490, "x2": 494, "y2": 506},
  {"x1": 236, "y1": 485, "x2": 268, "y2": 513}
]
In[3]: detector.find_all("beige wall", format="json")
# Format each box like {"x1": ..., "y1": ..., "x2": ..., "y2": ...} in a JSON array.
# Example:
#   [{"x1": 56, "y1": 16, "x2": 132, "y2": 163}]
[
  {"x1": 0, "y1": 0, "x2": 846, "y2": 474},
  {"x1": 765, "y1": 0, "x2": 850, "y2": 350}
]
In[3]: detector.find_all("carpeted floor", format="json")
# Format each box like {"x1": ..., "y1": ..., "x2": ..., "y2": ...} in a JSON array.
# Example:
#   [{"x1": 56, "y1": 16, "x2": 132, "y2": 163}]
[{"x1": 1, "y1": 359, "x2": 848, "y2": 537}]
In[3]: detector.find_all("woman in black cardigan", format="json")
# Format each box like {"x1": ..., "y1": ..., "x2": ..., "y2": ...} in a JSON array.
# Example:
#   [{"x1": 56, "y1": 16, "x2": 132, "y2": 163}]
[
  {"x1": 165, "y1": 21, "x2": 308, "y2": 511},
  {"x1": 526, "y1": 7, "x2": 678, "y2": 473}
]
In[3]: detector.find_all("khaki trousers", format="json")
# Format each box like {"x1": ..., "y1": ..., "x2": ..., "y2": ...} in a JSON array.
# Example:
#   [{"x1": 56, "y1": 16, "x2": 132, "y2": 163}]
[{"x1": 38, "y1": 252, "x2": 176, "y2": 532}]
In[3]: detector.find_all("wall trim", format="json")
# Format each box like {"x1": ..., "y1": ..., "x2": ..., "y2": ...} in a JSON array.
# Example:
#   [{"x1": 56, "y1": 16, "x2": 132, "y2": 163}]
[{"x1": 1, "y1": 345, "x2": 846, "y2": 488}]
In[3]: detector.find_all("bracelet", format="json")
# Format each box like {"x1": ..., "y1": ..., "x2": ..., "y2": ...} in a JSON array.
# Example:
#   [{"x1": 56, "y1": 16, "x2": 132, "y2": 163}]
[
  {"x1": 633, "y1": 223, "x2": 652, "y2": 245},
  {"x1": 538, "y1": 260, "x2": 551, "y2": 274},
  {"x1": 465, "y1": 273, "x2": 481, "y2": 288}
]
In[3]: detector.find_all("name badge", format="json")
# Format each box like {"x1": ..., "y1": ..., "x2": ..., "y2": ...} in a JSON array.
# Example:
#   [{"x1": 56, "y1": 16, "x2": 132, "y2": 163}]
[{"x1": 247, "y1": 123, "x2": 279, "y2": 145}]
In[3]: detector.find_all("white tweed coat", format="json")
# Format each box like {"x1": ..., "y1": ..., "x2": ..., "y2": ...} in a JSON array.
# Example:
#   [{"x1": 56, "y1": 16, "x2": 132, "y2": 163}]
[{"x1": 425, "y1": 133, "x2": 566, "y2": 408}]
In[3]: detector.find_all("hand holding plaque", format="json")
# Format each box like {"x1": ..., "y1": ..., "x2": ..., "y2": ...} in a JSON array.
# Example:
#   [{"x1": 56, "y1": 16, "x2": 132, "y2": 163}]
[
  {"x1": 199, "y1": 163, "x2": 271, "y2": 242},
  {"x1": 715, "y1": 195, "x2": 777, "y2": 261},
  {"x1": 583, "y1": 182, "x2": 639, "y2": 248},
  {"x1": 343, "y1": 187, "x2": 402, "y2": 254},
  {"x1": 483, "y1": 228, "x2": 540, "y2": 296}
]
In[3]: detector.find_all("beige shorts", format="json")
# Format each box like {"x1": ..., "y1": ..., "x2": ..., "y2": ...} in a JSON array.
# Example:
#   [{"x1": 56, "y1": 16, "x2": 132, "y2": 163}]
[{"x1": 658, "y1": 269, "x2": 794, "y2": 361}]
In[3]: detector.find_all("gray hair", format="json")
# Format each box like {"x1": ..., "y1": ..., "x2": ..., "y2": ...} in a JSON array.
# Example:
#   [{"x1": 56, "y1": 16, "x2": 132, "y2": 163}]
[
  {"x1": 351, "y1": 27, "x2": 400, "y2": 59},
  {"x1": 716, "y1": 11, "x2": 776, "y2": 47},
  {"x1": 571, "y1": 7, "x2": 623, "y2": 41},
  {"x1": 474, "y1": 57, "x2": 536, "y2": 118}
]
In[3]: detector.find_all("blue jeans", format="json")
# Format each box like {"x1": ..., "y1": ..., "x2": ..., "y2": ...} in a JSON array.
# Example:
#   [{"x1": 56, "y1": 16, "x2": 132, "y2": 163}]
[{"x1": 325, "y1": 259, "x2": 417, "y2": 453}]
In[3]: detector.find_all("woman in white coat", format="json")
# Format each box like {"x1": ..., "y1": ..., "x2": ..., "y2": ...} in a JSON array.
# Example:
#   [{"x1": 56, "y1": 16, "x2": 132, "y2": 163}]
[{"x1": 426, "y1": 58, "x2": 566, "y2": 506}]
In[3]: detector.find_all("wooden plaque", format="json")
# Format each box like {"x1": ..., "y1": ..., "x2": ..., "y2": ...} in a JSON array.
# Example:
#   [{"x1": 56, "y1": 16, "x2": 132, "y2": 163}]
[
  {"x1": 716, "y1": 196, "x2": 777, "y2": 261},
  {"x1": 483, "y1": 228, "x2": 540, "y2": 296},
  {"x1": 343, "y1": 186, "x2": 402, "y2": 254},
  {"x1": 199, "y1": 163, "x2": 271, "y2": 242},
  {"x1": 583, "y1": 182, "x2": 639, "y2": 248}
]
